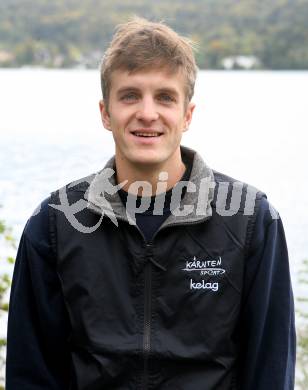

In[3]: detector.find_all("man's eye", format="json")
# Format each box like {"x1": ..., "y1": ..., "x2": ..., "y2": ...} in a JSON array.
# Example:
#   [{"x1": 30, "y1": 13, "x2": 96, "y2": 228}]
[
  {"x1": 158, "y1": 94, "x2": 174, "y2": 102},
  {"x1": 121, "y1": 93, "x2": 138, "y2": 101}
]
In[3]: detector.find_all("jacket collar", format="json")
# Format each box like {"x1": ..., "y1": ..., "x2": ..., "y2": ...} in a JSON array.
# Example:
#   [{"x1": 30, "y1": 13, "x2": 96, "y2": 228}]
[{"x1": 87, "y1": 145, "x2": 214, "y2": 227}]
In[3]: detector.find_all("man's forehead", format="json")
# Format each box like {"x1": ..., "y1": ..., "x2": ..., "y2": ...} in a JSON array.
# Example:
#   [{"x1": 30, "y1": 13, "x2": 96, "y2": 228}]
[{"x1": 109, "y1": 67, "x2": 186, "y2": 94}]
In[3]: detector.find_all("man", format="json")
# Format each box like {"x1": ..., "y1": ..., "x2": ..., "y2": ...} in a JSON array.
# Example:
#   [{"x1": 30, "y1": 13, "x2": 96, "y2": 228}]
[{"x1": 6, "y1": 17, "x2": 295, "y2": 389}]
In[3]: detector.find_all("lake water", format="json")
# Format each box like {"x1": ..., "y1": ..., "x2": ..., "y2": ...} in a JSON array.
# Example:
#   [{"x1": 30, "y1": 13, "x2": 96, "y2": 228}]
[{"x1": 0, "y1": 69, "x2": 307, "y2": 295}]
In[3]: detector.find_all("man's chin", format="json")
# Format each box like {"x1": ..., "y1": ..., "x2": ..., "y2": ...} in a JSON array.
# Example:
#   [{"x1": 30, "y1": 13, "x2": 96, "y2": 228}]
[{"x1": 129, "y1": 154, "x2": 165, "y2": 168}]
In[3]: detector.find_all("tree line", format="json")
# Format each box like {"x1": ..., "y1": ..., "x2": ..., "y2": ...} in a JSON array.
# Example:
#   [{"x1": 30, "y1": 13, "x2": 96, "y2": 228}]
[{"x1": 0, "y1": 0, "x2": 307, "y2": 69}]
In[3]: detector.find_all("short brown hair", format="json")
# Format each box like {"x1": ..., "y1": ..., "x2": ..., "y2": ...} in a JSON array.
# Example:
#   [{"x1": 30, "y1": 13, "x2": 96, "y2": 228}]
[{"x1": 100, "y1": 16, "x2": 198, "y2": 111}]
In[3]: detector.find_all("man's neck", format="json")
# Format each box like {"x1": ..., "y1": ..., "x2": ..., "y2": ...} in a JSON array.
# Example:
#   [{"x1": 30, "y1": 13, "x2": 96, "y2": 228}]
[{"x1": 115, "y1": 152, "x2": 186, "y2": 196}]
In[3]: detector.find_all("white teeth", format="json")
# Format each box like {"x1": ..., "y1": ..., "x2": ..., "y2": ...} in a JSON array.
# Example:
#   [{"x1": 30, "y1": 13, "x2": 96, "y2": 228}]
[{"x1": 134, "y1": 132, "x2": 161, "y2": 137}]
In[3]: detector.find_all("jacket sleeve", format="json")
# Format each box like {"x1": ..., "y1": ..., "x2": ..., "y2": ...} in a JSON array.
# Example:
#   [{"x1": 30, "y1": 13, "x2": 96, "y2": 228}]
[
  {"x1": 6, "y1": 198, "x2": 72, "y2": 390},
  {"x1": 237, "y1": 197, "x2": 296, "y2": 390}
]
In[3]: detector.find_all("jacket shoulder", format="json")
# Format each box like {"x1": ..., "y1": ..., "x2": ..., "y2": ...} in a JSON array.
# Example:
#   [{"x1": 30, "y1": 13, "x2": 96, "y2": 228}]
[
  {"x1": 212, "y1": 170, "x2": 267, "y2": 215},
  {"x1": 50, "y1": 173, "x2": 98, "y2": 204}
]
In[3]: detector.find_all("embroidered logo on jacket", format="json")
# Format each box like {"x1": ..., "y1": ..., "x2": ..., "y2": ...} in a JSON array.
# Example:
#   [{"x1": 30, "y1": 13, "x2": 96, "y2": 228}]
[
  {"x1": 182, "y1": 256, "x2": 225, "y2": 276},
  {"x1": 182, "y1": 256, "x2": 225, "y2": 292}
]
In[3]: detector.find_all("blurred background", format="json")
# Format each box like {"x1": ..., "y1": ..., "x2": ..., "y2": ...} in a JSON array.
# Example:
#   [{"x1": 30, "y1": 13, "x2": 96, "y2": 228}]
[{"x1": 0, "y1": 0, "x2": 307, "y2": 388}]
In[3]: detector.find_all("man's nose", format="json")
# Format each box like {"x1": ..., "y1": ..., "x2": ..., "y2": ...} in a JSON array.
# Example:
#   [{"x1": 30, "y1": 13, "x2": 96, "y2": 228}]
[{"x1": 135, "y1": 97, "x2": 159, "y2": 122}]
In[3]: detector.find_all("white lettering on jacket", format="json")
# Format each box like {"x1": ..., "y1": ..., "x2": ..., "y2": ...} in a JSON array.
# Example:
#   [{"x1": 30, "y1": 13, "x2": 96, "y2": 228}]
[
  {"x1": 190, "y1": 279, "x2": 219, "y2": 291},
  {"x1": 182, "y1": 256, "x2": 225, "y2": 276}
]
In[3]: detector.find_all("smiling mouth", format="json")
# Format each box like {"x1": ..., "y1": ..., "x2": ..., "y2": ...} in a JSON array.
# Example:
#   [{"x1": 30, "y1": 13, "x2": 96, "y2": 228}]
[{"x1": 131, "y1": 131, "x2": 163, "y2": 138}]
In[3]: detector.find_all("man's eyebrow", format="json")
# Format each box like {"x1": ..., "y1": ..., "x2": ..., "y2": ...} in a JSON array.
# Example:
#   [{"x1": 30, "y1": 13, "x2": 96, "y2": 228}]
[
  {"x1": 116, "y1": 87, "x2": 138, "y2": 96},
  {"x1": 116, "y1": 86, "x2": 180, "y2": 97},
  {"x1": 157, "y1": 87, "x2": 180, "y2": 97}
]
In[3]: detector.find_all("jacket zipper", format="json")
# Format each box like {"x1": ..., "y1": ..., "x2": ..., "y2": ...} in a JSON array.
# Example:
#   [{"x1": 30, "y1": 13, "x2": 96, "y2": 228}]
[
  {"x1": 121, "y1": 220, "x2": 210, "y2": 389},
  {"x1": 143, "y1": 252, "x2": 152, "y2": 390},
  {"x1": 127, "y1": 224, "x2": 153, "y2": 389}
]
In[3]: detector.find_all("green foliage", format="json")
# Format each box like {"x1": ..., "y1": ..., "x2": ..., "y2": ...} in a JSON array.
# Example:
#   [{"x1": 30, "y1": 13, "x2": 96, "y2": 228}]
[
  {"x1": 0, "y1": 0, "x2": 308, "y2": 69},
  {"x1": 296, "y1": 259, "x2": 308, "y2": 389},
  {"x1": 0, "y1": 208, "x2": 15, "y2": 388}
]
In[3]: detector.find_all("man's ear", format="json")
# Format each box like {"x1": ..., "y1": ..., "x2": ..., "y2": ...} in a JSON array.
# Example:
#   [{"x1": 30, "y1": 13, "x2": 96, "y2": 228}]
[
  {"x1": 183, "y1": 102, "x2": 196, "y2": 132},
  {"x1": 99, "y1": 100, "x2": 112, "y2": 131}
]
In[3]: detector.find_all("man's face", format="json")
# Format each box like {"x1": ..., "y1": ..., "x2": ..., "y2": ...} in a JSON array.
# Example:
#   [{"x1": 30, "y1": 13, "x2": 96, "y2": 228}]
[{"x1": 99, "y1": 67, "x2": 195, "y2": 169}]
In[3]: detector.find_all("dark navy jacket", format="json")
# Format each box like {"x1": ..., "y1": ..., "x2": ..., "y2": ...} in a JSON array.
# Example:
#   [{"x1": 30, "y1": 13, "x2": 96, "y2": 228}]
[{"x1": 7, "y1": 146, "x2": 295, "y2": 390}]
